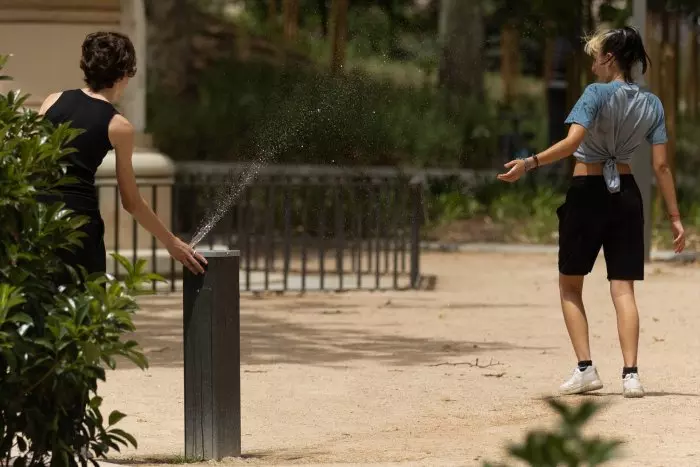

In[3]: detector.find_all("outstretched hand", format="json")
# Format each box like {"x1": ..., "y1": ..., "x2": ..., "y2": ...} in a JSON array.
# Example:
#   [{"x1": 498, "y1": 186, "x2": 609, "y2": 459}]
[{"x1": 497, "y1": 159, "x2": 527, "y2": 183}]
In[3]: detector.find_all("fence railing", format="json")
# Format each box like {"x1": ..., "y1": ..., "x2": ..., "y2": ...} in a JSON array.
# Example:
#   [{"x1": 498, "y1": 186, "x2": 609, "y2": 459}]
[{"x1": 96, "y1": 163, "x2": 424, "y2": 293}]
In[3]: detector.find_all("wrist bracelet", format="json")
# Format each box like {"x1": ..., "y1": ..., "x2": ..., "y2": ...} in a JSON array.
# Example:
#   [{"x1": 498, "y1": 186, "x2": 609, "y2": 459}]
[
  {"x1": 669, "y1": 213, "x2": 681, "y2": 221},
  {"x1": 523, "y1": 157, "x2": 536, "y2": 172}
]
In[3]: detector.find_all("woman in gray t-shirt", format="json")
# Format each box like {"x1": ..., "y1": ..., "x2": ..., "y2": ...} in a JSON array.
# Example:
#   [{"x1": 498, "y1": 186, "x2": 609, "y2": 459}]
[{"x1": 498, "y1": 26, "x2": 685, "y2": 399}]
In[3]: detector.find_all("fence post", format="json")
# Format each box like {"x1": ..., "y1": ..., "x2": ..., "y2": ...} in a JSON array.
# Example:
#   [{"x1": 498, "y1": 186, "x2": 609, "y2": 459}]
[
  {"x1": 183, "y1": 250, "x2": 241, "y2": 460},
  {"x1": 409, "y1": 178, "x2": 423, "y2": 289}
]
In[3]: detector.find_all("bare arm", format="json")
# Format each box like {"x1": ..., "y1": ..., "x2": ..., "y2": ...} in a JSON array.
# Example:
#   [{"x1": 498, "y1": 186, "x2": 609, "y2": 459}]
[
  {"x1": 109, "y1": 115, "x2": 207, "y2": 273},
  {"x1": 531, "y1": 124, "x2": 586, "y2": 167},
  {"x1": 109, "y1": 115, "x2": 174, "y2": 243},
  {"x1": 651, "y1": 143, "x2": 685, "y2": 253},
  {"x1": 651, "y1": 143, "x2": 680, "y2": 219},
  {"x1": 497, "y1": 124, "x2": 586, "y2": 182},
  {"x1": 38, "y1": 92, "x2": 62, "y2": 116}
]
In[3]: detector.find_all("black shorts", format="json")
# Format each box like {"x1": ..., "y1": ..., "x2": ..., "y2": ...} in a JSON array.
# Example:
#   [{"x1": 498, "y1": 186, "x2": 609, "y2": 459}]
[{"x1": 557, "y1": 174, "x2": 644, "y2": 281}]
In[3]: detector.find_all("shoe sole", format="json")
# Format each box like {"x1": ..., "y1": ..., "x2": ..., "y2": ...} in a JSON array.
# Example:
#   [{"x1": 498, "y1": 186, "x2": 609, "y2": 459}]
[
  {"x1": 623, "y1": 388, "x2": 645, "y2": 398},
  {"x1": 559, "y1": 380, "x2": 604, "y2": 395}
]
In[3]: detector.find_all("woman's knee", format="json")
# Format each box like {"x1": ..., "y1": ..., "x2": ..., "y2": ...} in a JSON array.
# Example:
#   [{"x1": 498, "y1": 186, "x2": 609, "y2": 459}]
[
  {"x1": 610, "y1": 279, "x2": 635, "y2": 299},
  {"x1": 559, "y1": 274, "x2": 584, "y2": 299}
]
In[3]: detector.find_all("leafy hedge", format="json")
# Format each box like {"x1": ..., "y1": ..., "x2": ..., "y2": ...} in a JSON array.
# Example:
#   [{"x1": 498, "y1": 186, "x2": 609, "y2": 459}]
[{"x1": 0, "y1": 55, "x2": 154, "y2": 467}]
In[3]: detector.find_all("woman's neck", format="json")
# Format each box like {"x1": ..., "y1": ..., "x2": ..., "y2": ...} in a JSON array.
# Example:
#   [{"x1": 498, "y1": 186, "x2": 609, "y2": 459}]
[
  {"x1": 609, "y1": 68, "x2": 627, "y2": 83},
  {"x1": 83, "y1": 87, "x2": 118, "y2": 103}
]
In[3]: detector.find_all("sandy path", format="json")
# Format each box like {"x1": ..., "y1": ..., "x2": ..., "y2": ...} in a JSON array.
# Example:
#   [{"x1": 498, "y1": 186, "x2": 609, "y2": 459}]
[{"x1": 99, "y1": 251, "x2": 700, "y2": 467}]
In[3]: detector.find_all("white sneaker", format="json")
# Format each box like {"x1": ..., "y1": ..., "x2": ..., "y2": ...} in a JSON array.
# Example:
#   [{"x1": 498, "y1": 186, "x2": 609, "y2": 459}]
[
  {"x1": 559, "y1": 365, "x2": 604, "y2": 395},
  {"x1": 622, "y1": 373, "x2": 645, "y2": 398}
]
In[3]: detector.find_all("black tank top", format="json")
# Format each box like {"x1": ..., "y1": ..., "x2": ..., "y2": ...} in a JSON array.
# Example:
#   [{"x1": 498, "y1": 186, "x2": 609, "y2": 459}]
[{"x1": 41, "y1": 89, "x2": 118, "y2": 211}]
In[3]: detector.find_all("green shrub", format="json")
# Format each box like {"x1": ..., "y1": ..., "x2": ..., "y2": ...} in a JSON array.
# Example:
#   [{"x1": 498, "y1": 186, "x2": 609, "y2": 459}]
[
  {"x1": 485, "y1": 399, "x2": 623, "y2": 467},
  {"x1": 490, "y1": 185, "x2": 563, "y2": 243},
  {"x1": 423, "y1": 177, "x2": 565, "y2": 244},
  {"x1": 0, "y1": 55, "x2": 156, "y2": 467}
]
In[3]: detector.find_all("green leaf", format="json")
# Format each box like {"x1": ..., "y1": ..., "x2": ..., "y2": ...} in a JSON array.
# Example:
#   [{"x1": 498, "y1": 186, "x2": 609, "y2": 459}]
[
  {"x1": 107, "y1": 410, "x2": 127, "y2": 427},
  {"x1": 108, "y1": 429, "x2": 138, "y2": 449},
  {"x1": 101, "y1": 354, "x2": 117, "y2": 370},
  {"x1": 1, "y1": 349, "x2": 18, "y2": 372},
  {"x1": 8, "y1": 312, "x2": 33, "y2": 325},
  {"x1": 89, "y1": 364, "x2": 107, "y2": 381},
  {"x1": 0, "y1": 283, "x2": 25, "y2": 322},
  {"x1": 82, "y1": 341, "x2": 100, "y2": 363},
  {"x1": 60, "y1": 448, "x2": 69, "y2": 467},
  {"x1": 121, "y1": 349, "x2": 149, "y2": 370},
  {"x1": 110, "y1": 253, "x2": 134, "y2": 276}
]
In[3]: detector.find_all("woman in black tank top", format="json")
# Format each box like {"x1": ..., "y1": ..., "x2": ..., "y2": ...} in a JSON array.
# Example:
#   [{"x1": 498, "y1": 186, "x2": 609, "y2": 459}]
[{"x1": 39, "y1": 32, "x2": 206, "y2": 278}]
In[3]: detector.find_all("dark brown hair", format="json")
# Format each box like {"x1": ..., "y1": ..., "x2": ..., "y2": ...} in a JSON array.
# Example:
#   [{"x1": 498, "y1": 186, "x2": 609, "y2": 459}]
[{"x1": 80, "y1": 31, "x2": 137, "y2": 91}]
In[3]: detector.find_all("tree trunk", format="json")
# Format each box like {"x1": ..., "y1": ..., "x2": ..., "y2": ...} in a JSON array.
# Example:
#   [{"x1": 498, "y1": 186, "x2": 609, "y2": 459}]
[
  {"x1": 268, "y1": 0, "x2": 277, "y2": 27},
  {"x1": 438, "y1": 0, "x2": 485, "y2": 98},
  {"x1": 563, "y1": 0, "x2": 584, "y2": 174},
  {"x1": 330, "y1": 0, "x2": 349, "y2": 73},
  {"x1": 318, "y1": 0, "x2": 328, "y2": 37},
  {"x1": 687, "y1": 16, "x2": 698, "y2": 120},
  {"x1": 144, "y1": 0, "x2": 200, "y2": 95},
  {"x1": 648, "y1": 12, "x2": 662, "y2": 96},
  {"x1": 282, "y1": 0, "x2": 299, "y2": 42},
  {"x1": 666, "y1": 11, "x2": 678, "y2": 174},
  {"x1": 543, "y1": 36, "x2": 554, "y2": 84},
  {"x1": 583, "y1": 0, "x2": 594, "y2": 84},
  {"x1": 543, "y1": 31, "x2": 555, "y2": 119},
  {"x1": 565, "y1": 0, "x2": 584, "y2": 113},
  {"x1": 500, "y1": 22, "x2": 519, "y2": 106},
  {"x1": 656, "y1": 10, "x2": 677, "y2": 173},
  {"x1": 653, "y1": 9, "x2": 677, "y2": 219}
]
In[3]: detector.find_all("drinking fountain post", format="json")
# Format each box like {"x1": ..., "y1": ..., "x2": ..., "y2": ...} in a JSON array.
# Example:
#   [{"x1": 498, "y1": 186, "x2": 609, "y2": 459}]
[{"x1": 183, "y1": 250, "x2": 241, "y2": 460}]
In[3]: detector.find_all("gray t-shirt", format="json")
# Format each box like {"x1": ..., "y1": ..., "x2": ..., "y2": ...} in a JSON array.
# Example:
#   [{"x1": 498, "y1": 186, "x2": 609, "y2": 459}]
[{"x1": 564, "y1": 81, "x2": 668, "y2": 193}]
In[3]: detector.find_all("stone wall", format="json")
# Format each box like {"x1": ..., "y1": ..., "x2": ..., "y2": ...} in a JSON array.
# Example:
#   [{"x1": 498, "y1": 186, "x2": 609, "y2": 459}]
[{"x1": 0, "y1": 0, "x2": 121, "y2": 109}]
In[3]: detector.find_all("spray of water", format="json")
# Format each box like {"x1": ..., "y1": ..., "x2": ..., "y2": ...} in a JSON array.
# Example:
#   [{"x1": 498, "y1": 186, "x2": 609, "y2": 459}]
[
  {"x1": 188, "y1": 157, "x2": 266, "y2": 248},
  {"x1": 188, "y1": 91, "x2": 337, "y2": 248}
]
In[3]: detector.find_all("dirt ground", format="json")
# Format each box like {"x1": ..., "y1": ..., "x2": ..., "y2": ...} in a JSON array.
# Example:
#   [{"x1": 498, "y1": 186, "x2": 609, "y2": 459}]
[{"x1": 100, "y1": 251, "x2": 700, "y2": 467}]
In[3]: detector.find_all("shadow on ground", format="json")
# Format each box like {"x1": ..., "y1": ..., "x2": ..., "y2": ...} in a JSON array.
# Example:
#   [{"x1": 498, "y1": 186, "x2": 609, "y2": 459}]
[
  {"x1": 110, "y1": 449, "x2": 330, "y2": 465},
  {"x1": 584, "y1": 391, "x2": 700, "y2": 398},
  {"x1": 539, "y1": 391, "x2": 700, "y2": 402},
  {"x1": 123, "y1": 295, "x2": 551, "y2": 369}
]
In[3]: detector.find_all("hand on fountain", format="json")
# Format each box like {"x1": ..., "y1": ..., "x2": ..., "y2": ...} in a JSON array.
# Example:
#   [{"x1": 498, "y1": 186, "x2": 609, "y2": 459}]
[{"x1": 167, "y1": 237, "x2": 207, "y2": 274}]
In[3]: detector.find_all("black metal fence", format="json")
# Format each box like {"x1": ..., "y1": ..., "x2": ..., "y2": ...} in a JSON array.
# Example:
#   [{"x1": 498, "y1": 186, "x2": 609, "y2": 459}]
[{"x1": 97, "y1": 163, "x2": 424, "y2": 293}]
